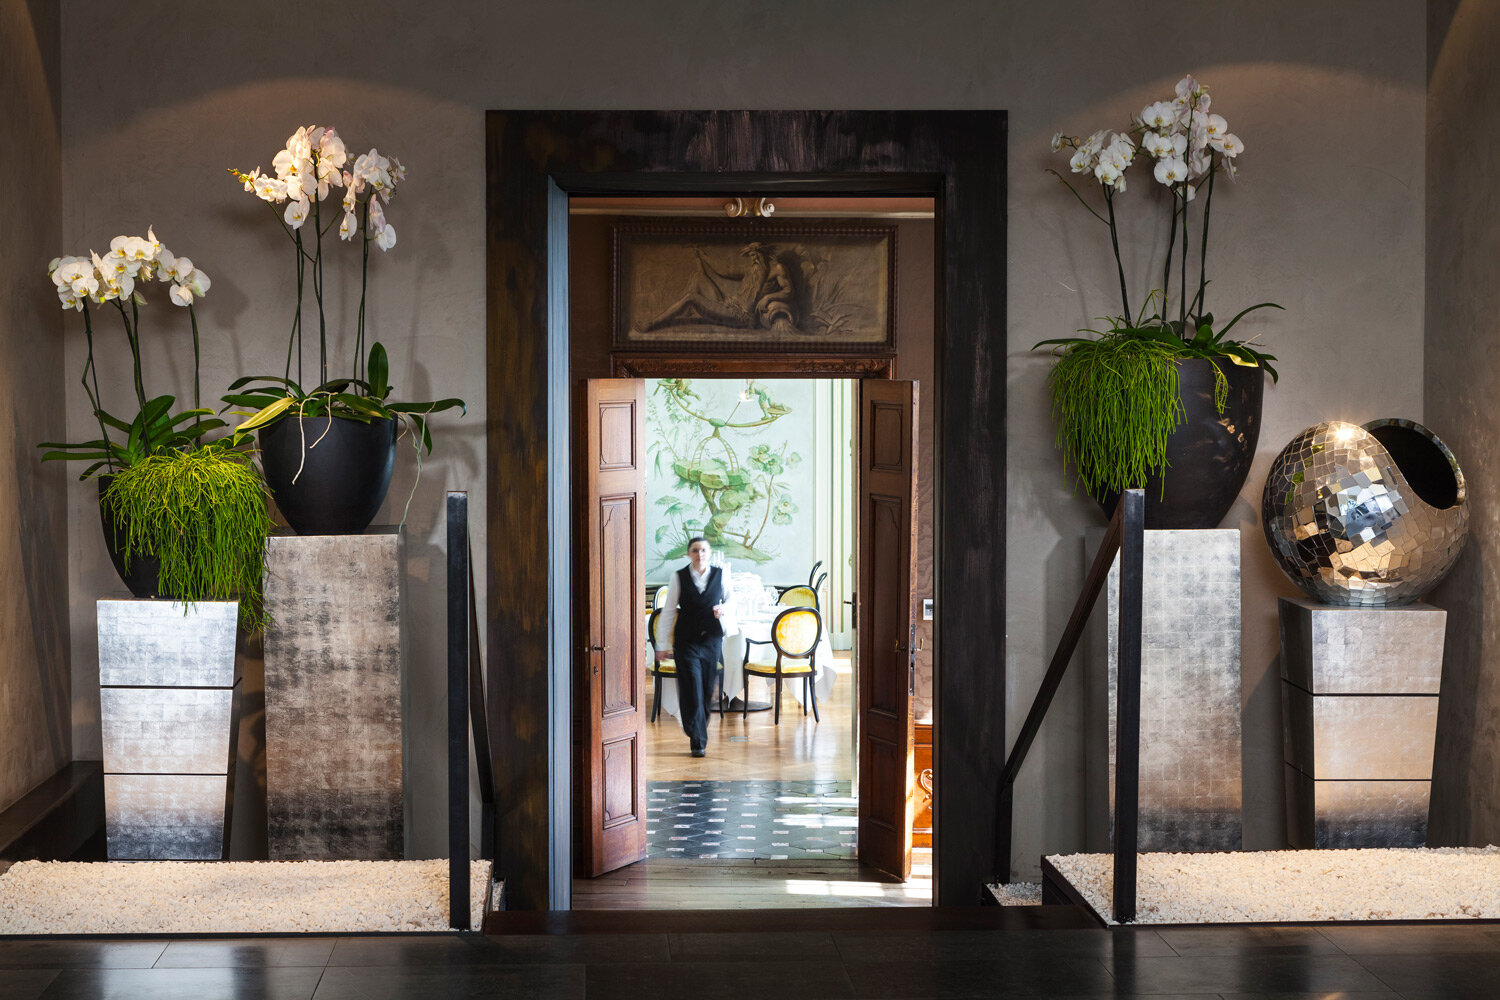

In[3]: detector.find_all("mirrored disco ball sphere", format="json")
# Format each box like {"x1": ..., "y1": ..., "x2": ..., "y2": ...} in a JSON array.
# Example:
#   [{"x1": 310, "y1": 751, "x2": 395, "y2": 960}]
[{"x1": 1262, "y1": 418, "x2": 1468, "y2": 606}]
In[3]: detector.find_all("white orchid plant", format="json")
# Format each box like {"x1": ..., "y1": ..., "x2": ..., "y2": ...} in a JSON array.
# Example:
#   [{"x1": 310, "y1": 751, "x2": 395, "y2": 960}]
[
  {"x1": 41, "y1": 230, "x2": 229, "y2": 477},
  {"x1": 1037, "y1": 75, "x2": 1281, "y2": 500},
  {"x1": 224, "y1": 125, "x2": 462, "y2": 450},
  {"x1": 1040, "y1": 74, "x2": 1279, "y2": 371}
]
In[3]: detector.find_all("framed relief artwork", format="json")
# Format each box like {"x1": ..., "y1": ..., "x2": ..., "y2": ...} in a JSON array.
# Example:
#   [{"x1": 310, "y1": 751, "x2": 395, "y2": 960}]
[{"x1": 611, "y1": 221, "x2": 896, "y2": 353}]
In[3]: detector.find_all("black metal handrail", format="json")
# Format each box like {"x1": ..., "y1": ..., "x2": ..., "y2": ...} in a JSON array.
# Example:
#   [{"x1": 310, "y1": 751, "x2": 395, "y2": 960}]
[
  {"x1": 448, "y1": 491, "x2": 499, "y2": 930},
  {"x1": 997, "y1": 488, "x2": 1144, "y2": 923}
]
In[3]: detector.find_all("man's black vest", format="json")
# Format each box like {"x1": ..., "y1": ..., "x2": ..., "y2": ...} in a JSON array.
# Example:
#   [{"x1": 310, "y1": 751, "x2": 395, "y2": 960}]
[{"x1": 675, "y1": 565, "x2": 725, "y2": 646}]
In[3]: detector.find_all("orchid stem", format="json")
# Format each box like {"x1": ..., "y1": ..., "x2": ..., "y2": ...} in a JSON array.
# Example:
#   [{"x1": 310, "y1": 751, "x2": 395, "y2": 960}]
[{"x1": 1104, "y1": 187, "x2": 1131, "y2": 321}]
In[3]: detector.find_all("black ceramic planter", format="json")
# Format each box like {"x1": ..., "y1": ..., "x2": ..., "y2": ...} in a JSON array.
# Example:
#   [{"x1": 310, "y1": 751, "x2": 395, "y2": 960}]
[
  {"x1": 259, "y1": 414, "x2": 397, "y2": 535},
  {"x1": 98, "y1": 476, "x2": 165, "y2": 599},
  {"x1": 1096, "y1": 357, "x2": 1265, "y2": 529}
]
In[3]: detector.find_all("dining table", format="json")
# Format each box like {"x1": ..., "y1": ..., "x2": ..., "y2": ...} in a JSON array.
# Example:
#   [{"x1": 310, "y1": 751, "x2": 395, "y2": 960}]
[{"x1": 647, "y1": 613, "x2": 837, "y2": 722}]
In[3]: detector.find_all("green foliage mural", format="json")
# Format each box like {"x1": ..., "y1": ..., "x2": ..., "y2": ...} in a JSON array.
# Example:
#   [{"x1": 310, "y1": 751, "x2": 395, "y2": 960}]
[{"x1": 647, "y1": 378, "x2": 812, "y2": 575}]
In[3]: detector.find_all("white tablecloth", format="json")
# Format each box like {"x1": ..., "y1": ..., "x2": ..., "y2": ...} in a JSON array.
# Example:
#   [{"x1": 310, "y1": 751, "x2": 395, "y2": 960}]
[{"x1": 648, "y1": 615, "x2": 836, "y2": 721}]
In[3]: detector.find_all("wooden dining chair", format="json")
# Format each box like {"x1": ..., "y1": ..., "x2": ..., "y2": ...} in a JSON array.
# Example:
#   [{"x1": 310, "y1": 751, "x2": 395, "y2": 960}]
[
  {"x1": 646, "y1": 608, "x2": 676, "y2": 723},
  {"x1": 652, "y1": 584, "x2": 670, "y2": 610},
  {"x1": 741, "y1": 606, "x2": 822, "y2": 724},
  {"x1": 646, "y1": 608, "x2": 725, "y2": 722}
]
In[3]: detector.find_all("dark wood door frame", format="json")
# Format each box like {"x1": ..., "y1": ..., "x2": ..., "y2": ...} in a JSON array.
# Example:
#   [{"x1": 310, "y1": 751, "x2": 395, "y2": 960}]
[{"x1": 486, "y1": 110, "x2": 1007, "y2": 909}]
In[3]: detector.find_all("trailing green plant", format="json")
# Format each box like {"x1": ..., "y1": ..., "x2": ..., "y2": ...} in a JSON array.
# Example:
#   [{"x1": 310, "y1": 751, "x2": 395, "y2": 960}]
[{"x1": 101, "y1": 445, "x2": 274, "y2": 630}]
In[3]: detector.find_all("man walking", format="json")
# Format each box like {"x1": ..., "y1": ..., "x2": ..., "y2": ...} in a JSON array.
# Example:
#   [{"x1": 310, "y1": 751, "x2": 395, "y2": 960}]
[{"x1": 657, "y1": 537, "x2": 733, "y2": 757}]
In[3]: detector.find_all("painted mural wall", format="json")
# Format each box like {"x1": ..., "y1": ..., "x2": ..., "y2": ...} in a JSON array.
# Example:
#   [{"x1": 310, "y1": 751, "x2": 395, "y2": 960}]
[{"x1": 645, "y1": 378, "x2": 816, "y2": 587}]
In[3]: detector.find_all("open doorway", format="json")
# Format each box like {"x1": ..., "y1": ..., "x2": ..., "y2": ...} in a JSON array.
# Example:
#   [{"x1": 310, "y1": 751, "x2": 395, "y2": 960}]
[
  {"x1": 640, "y1": 377, "x2": 860, "y2": 863},
  {"x1": 567, "y1": 195, "x2": 936, "y2": 908}
]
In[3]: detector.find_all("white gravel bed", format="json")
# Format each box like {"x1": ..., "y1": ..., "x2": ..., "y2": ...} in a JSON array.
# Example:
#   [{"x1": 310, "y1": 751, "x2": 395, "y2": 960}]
[
  {"x1": 1047, "y1": 847, "x2": 1500, "y2": 925},
  {"x1": 0, "y1": 859, "x2": 493, "y2": 935},
  {"x1": 985, "y1": 882, "x2": 1042, "y2": 906}
]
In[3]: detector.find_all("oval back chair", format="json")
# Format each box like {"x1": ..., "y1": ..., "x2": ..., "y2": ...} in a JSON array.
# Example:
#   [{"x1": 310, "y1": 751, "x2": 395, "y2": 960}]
[{"x1": 741, "y1": 606, "x2": 822, "y2": 725}]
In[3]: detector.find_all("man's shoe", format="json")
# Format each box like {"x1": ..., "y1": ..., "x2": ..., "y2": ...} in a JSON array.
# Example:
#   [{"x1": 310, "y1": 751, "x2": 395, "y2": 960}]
[{"x1": 691, "y1": 748, "x2": 707, "y2": 758}]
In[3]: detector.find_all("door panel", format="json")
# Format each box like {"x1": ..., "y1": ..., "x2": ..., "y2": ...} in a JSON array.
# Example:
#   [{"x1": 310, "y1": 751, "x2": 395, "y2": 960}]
[
  {"x1": 600, "y1": 498, "x2": 637, "y2": 716},
  {"x1": 580, "y1": 379, "x2": 648, "y2": 876},
  {"x1": 858, "y1": 380, "x2": 918, "y2": 880}
]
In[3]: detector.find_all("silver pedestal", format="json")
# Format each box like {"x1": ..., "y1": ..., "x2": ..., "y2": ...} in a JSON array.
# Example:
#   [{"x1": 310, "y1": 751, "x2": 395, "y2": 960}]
[
  {"x1": 1100, "y1": 529, "x2": 1243, "y2": 851},
  {"x1": 97, "y1": 600, "x2": 240, "y2": 860},
  {"x1": 263, "y1": 529, "x2": 405, "y2": 859},
  {"x1": 1279, "y1": 597, "x2": 1445, "y2": 848}
]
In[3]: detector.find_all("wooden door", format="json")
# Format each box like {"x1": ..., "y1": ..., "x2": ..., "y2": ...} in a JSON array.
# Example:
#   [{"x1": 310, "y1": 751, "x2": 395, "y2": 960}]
[
  {"x1": 857, "y1": 379, "x2": 918, "y2": 880},
  {"x1": 578, "y1": 379, "x2": 647, "y2": 876}
]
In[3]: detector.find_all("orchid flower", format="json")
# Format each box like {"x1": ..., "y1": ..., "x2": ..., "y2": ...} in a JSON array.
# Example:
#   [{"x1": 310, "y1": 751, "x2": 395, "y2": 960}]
[
  {"x1": 231, "y1": 124, "x2": 406, "y2": 386},
  {"x1": 283, "y1": 198, "x2": 309, "y2": 229}
]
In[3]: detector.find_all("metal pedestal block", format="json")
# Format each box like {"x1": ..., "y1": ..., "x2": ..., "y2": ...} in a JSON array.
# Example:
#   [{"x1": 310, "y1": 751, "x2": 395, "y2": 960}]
[
  {"x1": 263, "y1": 529, "x2": 405, "y2": 859},
  {"x1": 97, "y1": 600, "x2": 240, "y2": 860},
  {"x1": 1101, "y1": 529, "x2": 1243, "y2": 851},
  {"x1": 1279, "y1": 597, "x2": 1445, "y2": 848}
]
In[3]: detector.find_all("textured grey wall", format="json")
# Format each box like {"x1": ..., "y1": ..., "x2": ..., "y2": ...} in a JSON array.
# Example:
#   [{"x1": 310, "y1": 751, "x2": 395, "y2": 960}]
[
  {"x1": 0, "y1": 0, "x2": 72, "y2": 814},
  {"x1": 1426, "y1": 0, "x2": 1500, "y2": 847},
  {"x1": 56, "y1": 1, "x2": 1426, "y2": 866}
]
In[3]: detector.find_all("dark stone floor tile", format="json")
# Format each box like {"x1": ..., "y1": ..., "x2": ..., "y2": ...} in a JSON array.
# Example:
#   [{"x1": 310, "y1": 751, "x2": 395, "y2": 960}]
[
  {"x1": 0, "y1": 969, "x2": 58, "y2": 1000},
  {"x1": 312, "y1": 964, "x2": 585, "y2": 1000},
  {"x1": 325, "y1": 934, "x2": 486, "y2": 967},
  {"x1": 1154, "y1": 925, "x2": 1345, "y2": 956},
  {"x1": 466, "y1": 932, "x2": 671, "y2": 963},
  {"x1": 833, "y1": 927, "x2": 1173, "y2": 964},
  {"x1": 155, "y1": 938, "x2": 336, "y2": 967},
  {"x1": 1220, "y1": 992, "x2": 1397, "y2": 1000},
  {"x1": 587, "y1": 959, "x2": 854, "y2": 1000},
  {"x1": 0, "y1": 941, "x2": 167, "y2": 969},
  {"x1": 843, "y1": 957, "x2": 1115, "y2": 997},
  {"x1": 669, "y1": 930, "x2": 838, "y2": 961},
  {"x1": 1353, "y1": 952, "x2": 1500, "y2": 998},
  {"x1": 1108, "y1": 953, "x2": 1390, "y2": 994},
  {"x1": 1316, "y1": 922, "x2": 1500, "y2": 954},
  {"x1": 39, "y1": 966, "x2": 321, "y2": 1000}
]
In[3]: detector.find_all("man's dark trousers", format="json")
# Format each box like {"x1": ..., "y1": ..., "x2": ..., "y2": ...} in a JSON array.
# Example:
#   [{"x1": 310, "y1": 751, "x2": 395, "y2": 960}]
[{"x1": 676, "y1": 638, "x2": 720, "y2": 752}]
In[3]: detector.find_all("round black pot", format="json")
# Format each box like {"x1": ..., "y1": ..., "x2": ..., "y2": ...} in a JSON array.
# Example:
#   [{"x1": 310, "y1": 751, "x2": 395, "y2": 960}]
[
  {"x1": 98, "y1": 476, "x2": 165, "y2": 599},
  {"x1": 1095, "y1": 357, "x2": 1265, "y2": 529},
  {"x1": 259, "y1": 414, "x2": 397, "y2": 535}
]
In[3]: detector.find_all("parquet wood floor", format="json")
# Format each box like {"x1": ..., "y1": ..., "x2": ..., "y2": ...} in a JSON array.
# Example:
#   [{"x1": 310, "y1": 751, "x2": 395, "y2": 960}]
[{"x1": 644, "y1": 653, "x2": 855, "y2": 782}]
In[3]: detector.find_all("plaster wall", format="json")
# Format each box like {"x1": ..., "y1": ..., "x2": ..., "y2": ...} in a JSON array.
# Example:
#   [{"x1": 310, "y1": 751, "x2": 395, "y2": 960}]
[
  {"x1": 0, "y1": 0, "x2": 72, "y2": 813},
  {"x1": 1425, "y1": 0, "x2": 1500, "y2": 847},
  {"x1": 59, "y1": 0, "x2": 1425, "y2": 866}
]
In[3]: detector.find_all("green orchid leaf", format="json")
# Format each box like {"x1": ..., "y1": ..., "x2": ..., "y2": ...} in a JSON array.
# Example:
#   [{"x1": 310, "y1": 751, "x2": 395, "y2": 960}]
[
  {"x1": 1216, "y1": 301, "x2": 1284, "y2": 340},
  {"x1": 233, "y1": 395, "x2": 298, "y2": 433},
  {"x1": 368, "y1": 342, "x2": 390, "y2": 400},
  {"x1": 227, "y1": 374, "x2": 303, "y2": 393},
  {"x1": 219, "y1": 393, "x2": 284, "y2": 411},
  {"x1": 94, "y1": 410, "x2": 133, "y2": 433},
  {"x1": 41, "y1": 449, "x2": 110, "y2": 463},
  {"x1": 332, "y1": 393, "x2": 391, "y2": 419},
  {"x1": 386, "y1": 398, "x2": 466, "y2": 415}
]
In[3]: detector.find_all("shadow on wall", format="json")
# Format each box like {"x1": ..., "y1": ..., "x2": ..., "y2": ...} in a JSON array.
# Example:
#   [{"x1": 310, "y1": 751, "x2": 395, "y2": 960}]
[
  {"x1": 1428, "y1": 544, "x2": 1481, "y2": 846},
  {"x1": 9, "y1": 403, "x2": 71, "y2": 775}
]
